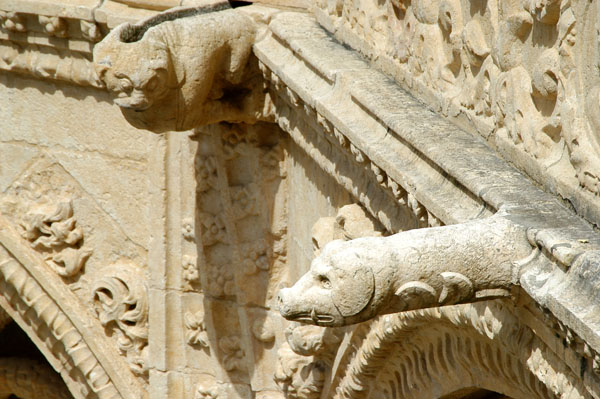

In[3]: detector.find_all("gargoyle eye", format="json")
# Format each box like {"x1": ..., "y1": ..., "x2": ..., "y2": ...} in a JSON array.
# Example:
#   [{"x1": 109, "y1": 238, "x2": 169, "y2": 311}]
[
  {"x1": 119, "y1": 78, "x2": 133, "y2": 92},
  {"x1": 145, "y1": 76, "x2": 158, "y2": 92},
  {"x1": 318, "y1": 275, "x2": 332, "y2": 289}
]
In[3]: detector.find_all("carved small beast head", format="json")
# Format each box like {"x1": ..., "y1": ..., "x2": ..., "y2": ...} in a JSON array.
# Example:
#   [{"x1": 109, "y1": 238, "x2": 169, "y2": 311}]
[
  {"x1": 278, "y1": 240, "x2": 377, "y2": 327},
  {"x1": 94, "y1": 24, "x2": 173, "y2": 110}
]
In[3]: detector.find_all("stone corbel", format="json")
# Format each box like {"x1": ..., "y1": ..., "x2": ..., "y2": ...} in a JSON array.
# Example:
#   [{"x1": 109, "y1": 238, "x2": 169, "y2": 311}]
[
  {"x1": 93, "y1": 1, "x2": 268, "y2": 132},
  {"x1": 278, "y1": 214, "x2": 533, "y2": 327}
]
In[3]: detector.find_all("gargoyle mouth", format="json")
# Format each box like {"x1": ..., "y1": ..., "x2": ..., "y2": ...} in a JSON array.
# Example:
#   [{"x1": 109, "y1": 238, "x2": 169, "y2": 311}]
[{"x1": 286, "y1": 309, "x2": 335, "y2": 325}]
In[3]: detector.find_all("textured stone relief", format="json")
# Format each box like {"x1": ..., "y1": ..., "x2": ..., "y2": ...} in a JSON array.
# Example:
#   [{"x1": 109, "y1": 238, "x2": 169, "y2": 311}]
[
  {"x1": 0, "y1": 11, "x2": 26, "y2": 32},
  {"x1": 185, "y1": 310, "x2": 209, "y2": 348},
  {"x1": 93, "y1": 4, "x2": 267, "y2": 132},
  {"x1": 274, "y1": 205, "x2": 380, "y2": 398},
  {"x1": 0, "y1": 231, "x2": 142, "y2": 399},
  {"x1": 313, "y1": 0, "x2": 600, "y2": 222},
  {"x1": 0, "y1": 169, "x2": 92, "y2": 279},
  {"x1": 0, "y1": 9, "x2": 107, "y2": 87},
  {"x1": 91, "y1": 262, "x2": 149, "y2": 377},
  {"x1": 279, "y1": 215, "x2": 529, "y2": 326},
  {"x1": 18, "y1": 199, "x2": 92, "y2": 278},
  {"x1": 258, "y1": 59, "x2": 447, "y2": 232},
  {"x1": 328, "y1": 301, "x2": 590, "y2": 399},
  {"x1": 274, "y1": 324, "x2": 343, "y2": 399},
  {"x1": 185, "y1": 122, "x2": 289, "y2": 396}
]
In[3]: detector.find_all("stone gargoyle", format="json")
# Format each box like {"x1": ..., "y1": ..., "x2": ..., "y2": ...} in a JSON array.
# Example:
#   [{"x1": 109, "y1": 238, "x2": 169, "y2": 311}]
[
  {"x1": 93, "y1": 2, "x2": 265, "y2": 132},
  {"x1": 278, "y1": 215, "x2": 532, "y2": 327}
]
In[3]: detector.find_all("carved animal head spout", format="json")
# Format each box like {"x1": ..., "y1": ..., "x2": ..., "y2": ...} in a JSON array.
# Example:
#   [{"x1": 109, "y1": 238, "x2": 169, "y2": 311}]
[
  {"x1": 279, "y1": 215, "x2": 531, "y2": 327},
  {"x1": 278, "y1": 240, "x2": 382, "y2": 327},
  {"x1": 93, "y1": 5, "x2": 258, "y2": 132}
]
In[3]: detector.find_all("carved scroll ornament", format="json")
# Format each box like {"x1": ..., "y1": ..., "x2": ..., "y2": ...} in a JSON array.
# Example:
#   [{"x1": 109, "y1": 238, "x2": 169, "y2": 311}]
[
  {"x1": 93, "y1": 3, "x2": 264, "y2": 133},
  {"x1": 278, "y1": 215, "x2": 531, "y2": 326},
  {"x1": 91, "y1": 262, "x2": 149, "y2": 376}
]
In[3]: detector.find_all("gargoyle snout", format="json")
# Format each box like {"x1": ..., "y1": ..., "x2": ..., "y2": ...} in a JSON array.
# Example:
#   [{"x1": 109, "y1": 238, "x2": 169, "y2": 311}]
[{"x1": 276, "y1": 287, "x2": 292, "y2": 317}]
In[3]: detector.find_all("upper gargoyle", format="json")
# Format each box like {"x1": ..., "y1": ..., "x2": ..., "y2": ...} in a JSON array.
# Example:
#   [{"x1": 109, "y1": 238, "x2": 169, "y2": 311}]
[
  {"x1": 93, "y1": 2, "x2": 265, "y2": 132},
  {"x1": 278, "y1": 215, "x2": 532, "y2": 327}
]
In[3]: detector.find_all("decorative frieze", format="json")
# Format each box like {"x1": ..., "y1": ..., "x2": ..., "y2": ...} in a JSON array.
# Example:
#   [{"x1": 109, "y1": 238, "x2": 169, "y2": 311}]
[{"x1": 313, "y1": 0, "x2": 600, "y2": 225}]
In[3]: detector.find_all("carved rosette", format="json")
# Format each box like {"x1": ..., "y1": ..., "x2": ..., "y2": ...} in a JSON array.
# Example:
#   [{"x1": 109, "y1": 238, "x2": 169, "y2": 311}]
[{"x1": 91, "y1": 262, "x2": 149, "y2": 376}]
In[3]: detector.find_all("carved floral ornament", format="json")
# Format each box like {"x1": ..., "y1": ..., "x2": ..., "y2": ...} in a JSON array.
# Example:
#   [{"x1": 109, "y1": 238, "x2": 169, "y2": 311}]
[{"x1": 91, "y1": 262, "x2": 149, "y2": 376}]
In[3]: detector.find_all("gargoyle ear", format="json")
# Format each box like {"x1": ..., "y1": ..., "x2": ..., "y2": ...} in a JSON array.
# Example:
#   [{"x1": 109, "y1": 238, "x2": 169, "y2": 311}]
[{"x1": 331, "y1": 265, "x2": 375, "y2": 317}]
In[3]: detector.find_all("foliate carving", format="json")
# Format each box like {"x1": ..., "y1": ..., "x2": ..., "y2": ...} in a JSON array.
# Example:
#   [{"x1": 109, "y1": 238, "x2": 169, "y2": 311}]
[
  {"x1": 208, "y1": 266, "x2": 235, "y2": 297},
  {"x1": 0, "y1": 41, "x2": 103, "y2": 87},
  {"x1": 19, "y1": 199, "x2": 92, "y2": 278},
  {"x1": 93, "y1": 5, "x2": 264, "y2": 132},
  {"x1": 91, "y1": 262, "x2": 149, "y2": 376},
  {"x1": 200, "y1": 213, "x2": 228, "y2": 246},
  {"x1": 0, "y1": 237, "x2": 141, "y2": 399},
  {"x1": 279, "y1": 215, "x2": 528, "y2": 326},
  {"x1": 330, "y1": 302, "x2": 579, "y2": 399},
  {"x1": 185, "y1": 311, "x2": 209, "y2": 348},
  {"x1": 274, "y1": 324, "x2": 343, "y2": 399},
  {"x1": 38, "y1": 16, "x2": 68, "y2": 38},
  {"x1": 1, "y1": 179, "x2": 92, "y2": 279},
  {"x1": 243, "y1": 240, "x2": 270, "y2": 275},
  {"x1": 218, "y1": 335, "x2": 245, "y2": 371},
  {"x1": 182, "y1": 255, "x2": 200, "y2": 283},
  {"x1": 195, "y1": 382, "x2": 225, "y2": 399},
  {"x1": 0, "y1": 12, "x2": 26, "y2": 32},
  {"x1": 313, "y1": 0, "x2": 600, "y2": 205}
]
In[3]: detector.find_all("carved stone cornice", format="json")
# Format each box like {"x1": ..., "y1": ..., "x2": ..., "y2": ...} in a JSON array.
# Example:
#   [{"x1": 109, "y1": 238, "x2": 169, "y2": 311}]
[
  {"x1": 311, "y1": 0, "x2": 600, "y2": 228},
  {"x1": 252, "y1": 10, "x2": 600, "y2": 359}
]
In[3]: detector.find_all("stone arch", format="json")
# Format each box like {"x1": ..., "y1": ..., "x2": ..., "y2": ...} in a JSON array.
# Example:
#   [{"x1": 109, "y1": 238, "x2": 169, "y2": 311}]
[
  {"x1": 329, "y1": 300, "x2": 592, "y2": 399},
  {"x1": 0, "y1": 218, "x2": 144, "y2": 399}
]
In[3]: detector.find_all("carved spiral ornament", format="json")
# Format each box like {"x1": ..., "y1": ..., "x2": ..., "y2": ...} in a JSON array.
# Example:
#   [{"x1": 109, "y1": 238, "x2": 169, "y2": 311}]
[{"x1": 92, "y1": 263, "x2": 149, "y2": 376}]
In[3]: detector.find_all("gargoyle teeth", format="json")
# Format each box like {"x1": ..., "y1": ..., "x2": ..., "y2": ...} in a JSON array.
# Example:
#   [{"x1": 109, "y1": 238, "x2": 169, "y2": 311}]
[{"x1": 311, "y1": 308, "x2": 318, "y2": 323}]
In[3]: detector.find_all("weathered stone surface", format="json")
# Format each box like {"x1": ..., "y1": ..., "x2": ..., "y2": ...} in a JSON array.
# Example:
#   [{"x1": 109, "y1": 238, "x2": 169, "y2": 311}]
[{"x1": 2, "y1": 1, "x2": 600, "y2": 399}]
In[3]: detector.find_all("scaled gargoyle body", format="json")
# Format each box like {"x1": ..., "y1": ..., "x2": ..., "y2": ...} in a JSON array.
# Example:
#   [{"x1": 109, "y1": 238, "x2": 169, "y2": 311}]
[
  {"x1": 278, "y1": 215, "x2": 532, "y2": 327},
  {"x1": 93, "y1": 2, "x2": 264, "y2": 132}
]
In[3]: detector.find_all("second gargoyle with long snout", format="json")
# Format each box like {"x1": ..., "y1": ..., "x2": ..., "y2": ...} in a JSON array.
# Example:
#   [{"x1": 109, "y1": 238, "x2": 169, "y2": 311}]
[{"x1": 278, "y1": 215, "x2": 533, "y2": 327}]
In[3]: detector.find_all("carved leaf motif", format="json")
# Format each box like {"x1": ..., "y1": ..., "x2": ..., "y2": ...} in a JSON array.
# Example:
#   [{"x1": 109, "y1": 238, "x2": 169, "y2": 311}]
[
  {"x1": 18, "y1": 199, "x2": 92, "y2": 278},
  {"x1": 91, "y1": 263, "x2": 148, "y2": 375},
  {"x1": 218, "y1": 336, "x2": 245, "y2": 372},
  {"x1": 185, "y1": 311, "x2": 209, "y2": 348}
]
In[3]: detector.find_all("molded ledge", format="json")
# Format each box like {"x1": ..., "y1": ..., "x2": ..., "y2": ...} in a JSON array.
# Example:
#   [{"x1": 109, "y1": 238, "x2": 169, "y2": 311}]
[{"x1": 254, "y1": 10, "x2": 600, "y2": 351}]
